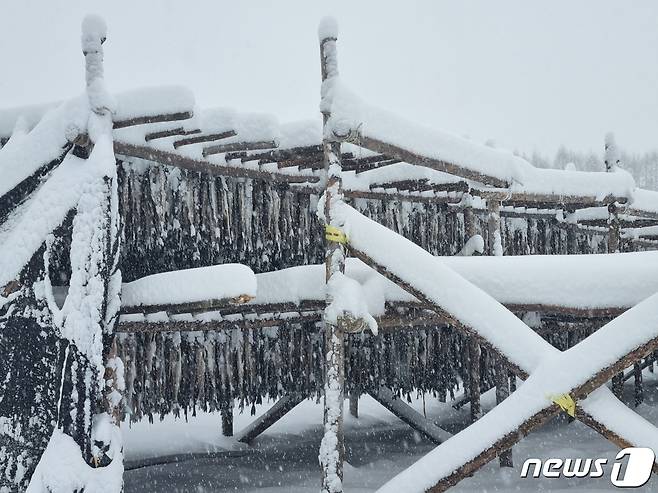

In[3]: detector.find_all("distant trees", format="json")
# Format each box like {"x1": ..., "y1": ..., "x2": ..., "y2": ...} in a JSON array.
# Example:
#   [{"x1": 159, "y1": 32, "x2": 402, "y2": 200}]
[{"x1": 522, "y1": 146, "x2": 658, "y2": 190}]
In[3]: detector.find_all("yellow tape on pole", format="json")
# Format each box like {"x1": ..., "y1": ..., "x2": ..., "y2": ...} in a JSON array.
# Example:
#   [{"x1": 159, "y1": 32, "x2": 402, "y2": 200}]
[
  {"x1": 325, "y1": 225, "x2": 348, "y2": 244},
  {"x1": 550, "y1": 393, "x2": 576, "y2": 418}
]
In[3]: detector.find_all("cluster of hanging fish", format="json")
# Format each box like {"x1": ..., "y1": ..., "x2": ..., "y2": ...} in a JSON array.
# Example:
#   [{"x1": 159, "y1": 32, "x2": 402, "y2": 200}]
[{"x1": 114, "y1": 160, "x2": 620, "y2": 422}]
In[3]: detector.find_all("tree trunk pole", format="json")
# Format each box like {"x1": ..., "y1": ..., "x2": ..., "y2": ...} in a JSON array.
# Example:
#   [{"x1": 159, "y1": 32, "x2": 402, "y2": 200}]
[
  {"x1": 606, "y1": 134, "x2": 624, "y2": 400},
  {"x1": 319, "y1": 17, "x2": 346, "y2": 493},
  {"x1": 463, "y1": 198, "x2": 482, "y2": 422},
  {"x1": 488, "y1": 200, "x2": 512, "y2": 467}
]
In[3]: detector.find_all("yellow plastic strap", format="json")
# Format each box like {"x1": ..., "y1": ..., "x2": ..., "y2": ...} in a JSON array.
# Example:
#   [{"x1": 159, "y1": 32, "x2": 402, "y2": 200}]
[
  {"x1": 325, "y1": 225, "x2": 348, "y2": 244},
  {"x1": 551, "y1": 393, "x2": 576, "y2": 418}
]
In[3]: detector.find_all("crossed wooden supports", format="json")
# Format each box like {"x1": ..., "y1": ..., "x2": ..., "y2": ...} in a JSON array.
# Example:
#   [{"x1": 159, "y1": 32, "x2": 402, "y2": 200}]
[{"x1": 332, "y1": 202, "x2": 658, "y2": 492}]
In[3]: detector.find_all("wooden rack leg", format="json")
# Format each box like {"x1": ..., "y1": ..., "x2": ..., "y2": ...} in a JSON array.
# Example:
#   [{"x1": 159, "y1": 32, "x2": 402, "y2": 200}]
[
  {"x1": 349, "y1": 392, "x2": 359, "y2": 419},
  {"x1": 495, "y1": 356, "x2": 513, "y2": 467},
  {"x1": 234, "y1": 394, "x2": 303, "y2": 444},
  {"x1": 634, "y1": 363, "x2": 644, "y2": 407},
  {"x1": 469, "y1": 338, "x2": 481, "y2": 422},
  {"x1": 370, "y1": 387, "x2": 452, "y2": 444},
  {"x1": 221, "y1": 407, "x2": 233, "y2": 437}
]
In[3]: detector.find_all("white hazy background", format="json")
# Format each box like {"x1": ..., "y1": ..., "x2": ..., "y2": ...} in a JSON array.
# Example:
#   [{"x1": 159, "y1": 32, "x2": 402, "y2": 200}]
[{"x1": 1, "y1": 1, "x2": 656, "y2": 157}]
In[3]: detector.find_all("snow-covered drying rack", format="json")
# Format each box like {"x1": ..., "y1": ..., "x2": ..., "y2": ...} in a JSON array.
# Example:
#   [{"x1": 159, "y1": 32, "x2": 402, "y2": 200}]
[{"x1": 3, "y1": 15, "x2": 658, "y2": 493}]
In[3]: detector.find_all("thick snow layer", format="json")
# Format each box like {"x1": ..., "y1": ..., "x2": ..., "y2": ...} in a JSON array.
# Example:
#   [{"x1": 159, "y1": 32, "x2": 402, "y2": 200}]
[
  {"x1": 326, "y1": 272, "x2": 378, "y2": 334},
  {"x1": 629, "y1": 188, "x2": 658, "y2": 215},
  {"x1": 318, "y1": 16, "x2": 338, "y2": 41},
  {"x1": 343, "y1": 162, "x2": 465, "y2": 192},
  {"x1": 326, "y1": 80, "x2": 636, "y2": 198},
  {"x1": 0, "y1": 96, "x2": 88, "y2": 198},
  {"x1": 0, "y1": 153, "x2": 104, "y2": 288},
  {"x1": 112, "y1": 86, "x2": 194, "y2": 123},
  {"x1": 252, "y1": 250, "x2": 658, "y2": 314},
  {"x1": 0, "y1": 86, "x2": 194, "y2": 140},
  {"x1": 26, "y1": 429, "x2": 123, "y2": 493},
  {"x1": 121, "y1": 264, "x2": 257, "y2": 308}
]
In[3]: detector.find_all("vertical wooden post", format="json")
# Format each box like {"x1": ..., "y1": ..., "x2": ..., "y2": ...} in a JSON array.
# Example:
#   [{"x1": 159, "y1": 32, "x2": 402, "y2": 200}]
[
  {"x1": 468, "y1": 339, "x2": 481, "y2": 423},
  {"x1": 634, "y1": 363, "x2": 644, "y2": 407},
  {"x1": 488, "y1": 200, "x2": 512, "y2": 467},
  {"x1": 221, "y1": 407, "x2": 234, "y2": 437},
  {"x1": 605, "y1": 133, "x2": 624, "y2": 399},
  {"x1": 319, "y1": 17, "x2": 345, "y2": 493},
  {"x1": 463, "y1": 198, "x2": 481, "y2": 422},
  {"x1": 349, "y1": 393, "x2": 359, "y2": 419}
]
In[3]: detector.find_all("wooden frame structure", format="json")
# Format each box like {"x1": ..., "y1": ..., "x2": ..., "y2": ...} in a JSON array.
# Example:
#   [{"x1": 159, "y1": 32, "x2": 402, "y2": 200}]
[{"x1": 2, "y1": 15, "x2": 658, "y2": 493}]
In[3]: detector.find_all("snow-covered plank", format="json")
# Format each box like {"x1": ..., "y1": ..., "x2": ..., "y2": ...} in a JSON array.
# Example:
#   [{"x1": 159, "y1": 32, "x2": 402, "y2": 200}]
[
  {"x1": 377, "y1": 291, "x2": 658, "y2": 492},
  {"x1": 251, "y1": 251, "x2": 658, "y2": 316},
  {"x1": 113, "y1": 141, "x2": 321, "y2": 184},
  {"x1": 120, "y1": 264, "x2": 257, "y2": 312},
  {"x1": 332, "y1": 202, "x2": 658, "y2": 484},
  {"x1": 0, "y1": 85, "x2": 195, "y2": 139},
  {"x1": 370, "y1": 387, "x2": 452, "y2": 444},
  {"x1": 0, "y1": 152, "x2": 108, "y2": 289},
  {"x1": 325, "y1": 80, "x2": 636, "y2": 199}
]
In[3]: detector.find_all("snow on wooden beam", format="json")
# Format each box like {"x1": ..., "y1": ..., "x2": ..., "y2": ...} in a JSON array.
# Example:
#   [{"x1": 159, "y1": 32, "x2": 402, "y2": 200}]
[
  {"x1": 355, "y1": 134, "x2": 510, "y2": 188},
  {"x1": 112, "y1": 110, "x2": 193, "y2": 129},
  {"x1": 172, "y1": 130, "x2": 236, "y2": 149},
  {"x1": 120, "y1": 296, "x2": 253, "y2": 316},
  {"x1": 115, "y1": 314, "x2": 321, "y2": 334},
  {"x1": 370, "y1": 387, "x2": 452, "y2": 444},
  {"x1": 144, "y1": 127, "x2": 200, "y2": 142},
  {"x1": 0, "y1": 146, "x2": 71, "y2": 225},
  {"x1": 234, "y1": 394, "x2": 304, "y2": 444},
  {"x1": 114, "y1": 140, "x2": 320, "y2": 184},
  {"x1": 203, "y1": 139, "x2": 277, "y2": 157},
  {"x1": 345, "y1": 189, "x2": 463, "y2": 205},
  {"x1": 415, "y1": 332, "x2": 658, "y2": 493}
]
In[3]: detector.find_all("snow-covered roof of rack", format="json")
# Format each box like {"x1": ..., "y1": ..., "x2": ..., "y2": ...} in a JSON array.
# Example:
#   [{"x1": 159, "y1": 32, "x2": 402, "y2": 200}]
[{"x1": 3, "y1": 84, "x2": 658, "y2": 218}]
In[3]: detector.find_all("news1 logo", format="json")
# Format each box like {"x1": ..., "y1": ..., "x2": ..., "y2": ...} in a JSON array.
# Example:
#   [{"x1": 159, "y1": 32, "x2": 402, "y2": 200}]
[{"x1": 520, "y1": 447, "x2": 655, "y2": 488}]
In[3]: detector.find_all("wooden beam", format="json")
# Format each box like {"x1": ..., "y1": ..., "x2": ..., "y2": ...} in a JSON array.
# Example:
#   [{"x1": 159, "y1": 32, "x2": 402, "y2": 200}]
[
  {"x1": 173, "y1": 130, "x2": 236, "y2": 149},
  {"x1": 355, "y1": 134, "x2": 509, "y2": 188},
  {"x1": 144, "y1": 127, "x2": 201, "y2": 142},
  {"x1": 235, "y1": 394, "x2": 304, "y2": 444},
  {"x1": 345, "y1": 189, "x2": 463, "y2": 205},
  {"x1": 115, "y1": 313, "x2": 321, "y2": 334},
  {"x1": 114, "y1": 141, "x2": 320, "y2": 184},
  {"x1": 113, "y1": 111, "x2": 194, "y2": 129},
  {"x1": 370, "y1": 386, "x2": 452, "y2": 444},
  {"x1": 429, "y1": 332, "x2": 658, "y2": 492},
  {"x1": 203, "y1": 140, "x2": 277, "y2": 157},
  {"x1": 0, "y1": 146, "x2": 71, "y2": 225},
  {"x1": 120, "y1": 295, "x2": 253, "y2": 316}
]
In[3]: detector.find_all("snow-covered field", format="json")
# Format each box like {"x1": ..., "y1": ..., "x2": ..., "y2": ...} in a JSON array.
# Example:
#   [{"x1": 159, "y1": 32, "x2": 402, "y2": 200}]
[{"x1": 123, "y1": 378, "x2": 658, "y2": 492}]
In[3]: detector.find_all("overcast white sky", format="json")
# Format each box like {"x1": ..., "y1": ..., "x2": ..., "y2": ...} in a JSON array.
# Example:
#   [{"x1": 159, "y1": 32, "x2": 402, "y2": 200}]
[{"x1": 1, "y1": 1, "x2": 657, "y2": 157}]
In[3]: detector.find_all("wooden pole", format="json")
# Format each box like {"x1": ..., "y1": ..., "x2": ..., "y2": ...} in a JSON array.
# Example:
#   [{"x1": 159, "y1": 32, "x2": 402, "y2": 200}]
[
  {"x1": 488, "y1": 200, "x2": 512, "y2": 467},
  {"x1": 319, "y1": 17, "x2": 346, "y2": 493},
  {"x1": 463, "y1": 197, "x2": 482, "y2": 423},
  {"x1": 606, "y1": 134, "x2": 624, "y2": 399}
]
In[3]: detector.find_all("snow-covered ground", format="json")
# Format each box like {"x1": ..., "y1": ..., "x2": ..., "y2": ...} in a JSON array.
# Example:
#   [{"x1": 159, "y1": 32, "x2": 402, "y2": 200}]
[{"x1": 122, "y1": 377, "x2": 658, "y2": 492}]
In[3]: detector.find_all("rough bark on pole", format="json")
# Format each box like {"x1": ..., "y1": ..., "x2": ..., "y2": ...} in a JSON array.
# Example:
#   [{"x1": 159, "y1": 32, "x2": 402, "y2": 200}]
[
  {"x1": 349, "y1": 392, "x2": 359, "y2": 419},
  {"x1": 606, "y1": 133, "x2": 624, "y2": 399},
  {"x1": 488, "y1": 199, "x2": 512, "y2": 467},
  {"x1": 634, "y1": 363, "x2": 644, "y2": 407},
  {"x1": 221, "y1": 408, "x2": 234, "y2": 437},
  {"x1": 318, "y1": 17, "x2": 346, "y2": 493},
  {"x1": 468, "y1": 339, "x2": 481, "y2": 422}
]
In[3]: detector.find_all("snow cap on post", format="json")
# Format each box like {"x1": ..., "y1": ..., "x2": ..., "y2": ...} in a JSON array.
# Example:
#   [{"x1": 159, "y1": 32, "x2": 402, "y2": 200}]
[
  {"x1": 318, "y1": 16, "x2": 338, "y2": 42},
  {"x1": 605, "y1": 131, "x2": 619, "y2": 172},
  {"x1": 81, "y1": 14, "x2": 107, "y2": 54}
]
